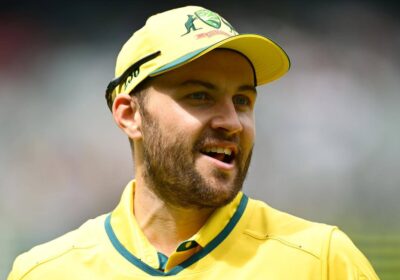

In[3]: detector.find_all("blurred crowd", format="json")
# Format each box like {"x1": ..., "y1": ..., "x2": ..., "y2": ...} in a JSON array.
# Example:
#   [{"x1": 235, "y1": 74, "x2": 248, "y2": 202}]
[{"x1": 1, "y1": 1, "x2": 399, "y2": 278}]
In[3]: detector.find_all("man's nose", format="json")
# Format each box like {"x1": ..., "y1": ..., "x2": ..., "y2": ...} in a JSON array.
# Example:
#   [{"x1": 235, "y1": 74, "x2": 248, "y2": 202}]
[{"x1": 210, "y1": 100, "x2": 243, "y2": 135}]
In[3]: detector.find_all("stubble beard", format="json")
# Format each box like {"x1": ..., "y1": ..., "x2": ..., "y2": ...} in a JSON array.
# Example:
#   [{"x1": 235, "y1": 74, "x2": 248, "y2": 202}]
[{"x1": 139, "y1": 107, "x2": 253, "y2": 209}]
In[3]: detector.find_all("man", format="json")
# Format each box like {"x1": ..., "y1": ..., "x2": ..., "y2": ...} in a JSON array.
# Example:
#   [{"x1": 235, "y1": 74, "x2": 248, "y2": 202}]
[{"x1": 8, "y1": 6, "x2": 379, "y2": 279}]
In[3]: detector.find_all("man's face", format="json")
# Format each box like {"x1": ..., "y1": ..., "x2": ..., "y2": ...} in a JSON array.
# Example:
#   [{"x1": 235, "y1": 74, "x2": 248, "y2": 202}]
[{"x1": 137, "y1": 49, "x2": 256, "y2": 209}]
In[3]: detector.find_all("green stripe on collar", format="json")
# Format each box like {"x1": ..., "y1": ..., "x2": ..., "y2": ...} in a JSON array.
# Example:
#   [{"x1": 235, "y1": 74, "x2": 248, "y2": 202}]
[{"x1": 104, "y1": 194, "x2": 249, "y2": 276}]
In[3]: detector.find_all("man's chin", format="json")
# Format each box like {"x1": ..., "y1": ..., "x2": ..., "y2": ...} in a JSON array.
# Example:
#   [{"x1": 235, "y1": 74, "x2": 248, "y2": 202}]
[
  {"x1": 207, "y1": 188, "x2": 241, "y2": 208},
  {"x1": 200, "y1": 179, "x2": 243, "y2": 207}
]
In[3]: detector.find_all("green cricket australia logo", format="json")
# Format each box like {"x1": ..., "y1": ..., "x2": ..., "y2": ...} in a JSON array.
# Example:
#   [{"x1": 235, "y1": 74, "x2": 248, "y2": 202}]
[{"x1": 182, "y1": 9, "x2": 237, "y2": 36}]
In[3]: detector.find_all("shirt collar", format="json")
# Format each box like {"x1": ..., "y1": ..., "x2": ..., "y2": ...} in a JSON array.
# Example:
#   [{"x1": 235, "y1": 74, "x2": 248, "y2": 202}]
[{"x1": 109, "y1": 180, "x2": 243, "y2": 270}]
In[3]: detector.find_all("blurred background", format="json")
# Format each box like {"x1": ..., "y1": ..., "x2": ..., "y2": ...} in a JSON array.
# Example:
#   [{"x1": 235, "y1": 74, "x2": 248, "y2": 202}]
[{"x1": 1, "y1": 0, "x2": 399, "y2": 279}]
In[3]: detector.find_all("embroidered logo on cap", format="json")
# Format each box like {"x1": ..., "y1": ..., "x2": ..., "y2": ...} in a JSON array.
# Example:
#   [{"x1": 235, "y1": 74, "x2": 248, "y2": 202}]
[{"x1": 182, "y1": 9, "x2": 238, "y2": 36}]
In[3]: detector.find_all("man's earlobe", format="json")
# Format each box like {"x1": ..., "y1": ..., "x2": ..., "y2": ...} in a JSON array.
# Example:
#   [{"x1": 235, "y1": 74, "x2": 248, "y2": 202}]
[{"x1": 112, "y1": 94, "x2": 142, "y2": 140}]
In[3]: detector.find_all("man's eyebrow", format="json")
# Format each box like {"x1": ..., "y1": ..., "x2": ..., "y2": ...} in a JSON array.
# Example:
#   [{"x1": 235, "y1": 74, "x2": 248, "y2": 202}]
[
  {"x1": 180, "y1": 80, "x2": 257, "y2": 95},
  {"x1": 179, "y1": 80, "x2": 216, "y2": 90},
  {"x1": 238, "y1": 85, "x2": 257, "y2": 95}
]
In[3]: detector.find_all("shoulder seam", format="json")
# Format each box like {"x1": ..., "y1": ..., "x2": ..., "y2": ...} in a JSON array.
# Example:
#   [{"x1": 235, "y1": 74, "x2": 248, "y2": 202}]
[
  {"x1": 18, "y1": 244, "x2": 96, "y2": 280},
  {"x1": 243, "y1": 229, "x2": 320, "y2": 259},
  {"x1": 320, "y1": 225, "x2": 338, "y2": 280}
]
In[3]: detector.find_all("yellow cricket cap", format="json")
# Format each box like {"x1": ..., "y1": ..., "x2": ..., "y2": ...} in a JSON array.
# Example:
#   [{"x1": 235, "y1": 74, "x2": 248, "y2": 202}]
[{"x1": 105, "y1": 6, "x2": 290, "y2": 110}]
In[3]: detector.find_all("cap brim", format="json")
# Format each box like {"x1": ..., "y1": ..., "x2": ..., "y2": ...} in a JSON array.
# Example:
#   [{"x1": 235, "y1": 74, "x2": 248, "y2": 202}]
[{"x1": 150, "y1": 34, "x2": 290, "y2": 85}]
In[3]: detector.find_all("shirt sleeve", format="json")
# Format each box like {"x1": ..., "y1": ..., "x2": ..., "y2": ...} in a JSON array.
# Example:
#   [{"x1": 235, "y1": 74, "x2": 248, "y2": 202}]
[
  {"x1": 328, "y1": 228, "x2": 380, "y2": 280},
  {"x1": 7, "y1": 256, "x2": 22, "y2": 280}
]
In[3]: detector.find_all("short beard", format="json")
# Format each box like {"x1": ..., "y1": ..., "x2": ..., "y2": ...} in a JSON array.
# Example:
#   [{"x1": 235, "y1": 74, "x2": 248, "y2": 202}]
[{"x1": 139, "y1": 106, "x2": 253, "y2": 209}]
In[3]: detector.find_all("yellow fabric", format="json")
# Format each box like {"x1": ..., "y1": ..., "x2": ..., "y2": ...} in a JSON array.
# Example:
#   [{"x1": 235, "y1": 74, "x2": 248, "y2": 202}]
[
  {"x1": 110, "y1": 6, "x2": 290, "y2": 102},
  {"x1": 8, "y1": 181, "x2": 379, "y2": 279}
]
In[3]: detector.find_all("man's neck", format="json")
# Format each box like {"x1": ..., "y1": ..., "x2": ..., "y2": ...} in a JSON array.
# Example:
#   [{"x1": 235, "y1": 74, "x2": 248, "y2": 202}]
[{"x1": 133, "y1": 178, "x2": 215, "y2": 256}]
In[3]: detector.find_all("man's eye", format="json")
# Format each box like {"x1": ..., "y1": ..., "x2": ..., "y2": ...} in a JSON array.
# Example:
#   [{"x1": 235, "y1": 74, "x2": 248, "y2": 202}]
[
  {"x1": 233, "y1": 95, "x2": 251, "y2": 106},
  {"x1": 188, "y1": 92, "x2": 208, "y2": 100}
]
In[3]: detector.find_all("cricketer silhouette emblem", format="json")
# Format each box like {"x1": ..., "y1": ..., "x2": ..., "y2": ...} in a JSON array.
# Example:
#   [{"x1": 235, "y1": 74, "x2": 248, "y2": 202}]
[{"x1": 182, "y1": 9, "x2": 237, "y2": 36}]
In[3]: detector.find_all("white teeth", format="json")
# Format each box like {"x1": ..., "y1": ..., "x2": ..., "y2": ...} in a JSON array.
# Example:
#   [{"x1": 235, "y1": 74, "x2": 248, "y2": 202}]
[
  {"x1": 224, "y1": 148, "x2": 232, "y2": 156},
  {"x1": 203, "y1": 147, "x2": 233, "y2": 155}
]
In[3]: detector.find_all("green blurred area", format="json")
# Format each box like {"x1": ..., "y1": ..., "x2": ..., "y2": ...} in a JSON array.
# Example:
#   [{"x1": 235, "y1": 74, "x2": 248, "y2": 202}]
[{"x1": 352, "y1": 233, "x2": 400, "y2": 280}]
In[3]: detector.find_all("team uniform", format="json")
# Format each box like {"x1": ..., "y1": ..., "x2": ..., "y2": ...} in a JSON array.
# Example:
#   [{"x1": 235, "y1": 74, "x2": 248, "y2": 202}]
[{"x1": 8, "y1": 180, "x2": 378, "y2": 279}]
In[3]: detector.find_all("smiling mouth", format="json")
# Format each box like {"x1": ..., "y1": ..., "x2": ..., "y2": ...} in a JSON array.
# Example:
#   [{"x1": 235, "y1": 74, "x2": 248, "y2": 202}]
[{"x1": 200, "y1": 147, "x2": 235, "y2": 164}]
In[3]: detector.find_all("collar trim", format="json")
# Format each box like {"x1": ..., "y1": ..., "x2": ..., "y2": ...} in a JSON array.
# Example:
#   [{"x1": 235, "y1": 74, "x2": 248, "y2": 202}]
[{"x1": 104, "y1": 194, "x2": 249, "y2": 276}]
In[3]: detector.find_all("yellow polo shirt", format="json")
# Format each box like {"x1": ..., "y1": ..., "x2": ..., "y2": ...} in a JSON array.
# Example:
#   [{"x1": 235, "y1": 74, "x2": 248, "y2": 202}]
[{"x1": 8, "y1": 180, "x2": 379, "y2": 279}]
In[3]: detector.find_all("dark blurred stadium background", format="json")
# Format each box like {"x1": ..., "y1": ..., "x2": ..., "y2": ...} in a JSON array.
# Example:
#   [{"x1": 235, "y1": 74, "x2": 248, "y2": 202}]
[{"x1": 1, "y1": 0, "x2": 399, "y2": 279}]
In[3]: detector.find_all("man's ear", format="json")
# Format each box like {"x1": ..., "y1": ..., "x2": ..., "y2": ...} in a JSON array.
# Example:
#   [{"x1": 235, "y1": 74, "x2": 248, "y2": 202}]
[{"x1": 112, "y1": 94, "x2": 142, "y2": 140}]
